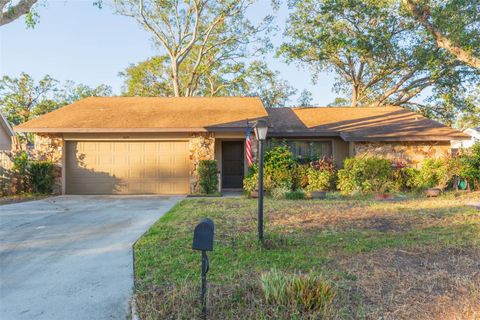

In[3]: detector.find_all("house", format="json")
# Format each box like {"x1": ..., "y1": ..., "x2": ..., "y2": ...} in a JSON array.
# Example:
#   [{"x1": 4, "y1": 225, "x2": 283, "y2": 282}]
[
  {"x1": 14, "y1": 97, "x2": 469, "y2": 195},
  {"x1": 452, "y1": 127, "x2": 480, "y2": 149},
  {"x1": 0, "y1": 112, "x2": 14, "y2": 151}
]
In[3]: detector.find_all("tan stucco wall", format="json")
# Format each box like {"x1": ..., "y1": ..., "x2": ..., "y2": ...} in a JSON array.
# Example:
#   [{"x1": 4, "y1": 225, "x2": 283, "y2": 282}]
[
  {"x1": 332, "y1": 138, "x2": 349, "y2": 167},
  {"x1": 353, "y1": 141, "x2": 451, "y2": 167},
  {"x1": 0, "y1": 125, "x2": 12, "y2": 151}
]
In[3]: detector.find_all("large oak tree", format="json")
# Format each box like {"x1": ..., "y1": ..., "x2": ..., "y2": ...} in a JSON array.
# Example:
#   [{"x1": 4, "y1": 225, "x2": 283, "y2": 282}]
[
  {"x1": 279, "y1": 0, "x2": 478, "y2": 115},
  {"x1": 114, "y1": 0, "x2": 272, "y2": 97}
]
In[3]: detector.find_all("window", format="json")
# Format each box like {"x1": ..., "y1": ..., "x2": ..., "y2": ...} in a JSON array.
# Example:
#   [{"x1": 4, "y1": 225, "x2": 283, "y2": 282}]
[{"x1": 286, "y1": 140, "x2": 333, "y2": 160}]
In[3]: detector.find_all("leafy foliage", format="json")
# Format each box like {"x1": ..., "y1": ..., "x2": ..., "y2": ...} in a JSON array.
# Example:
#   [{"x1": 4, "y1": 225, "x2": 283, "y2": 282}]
[
  {"x1": 0, "y1": 73, "x2": 111, "y2": 142},
  {"x1": 114, "y1": 0, "x2": 275, "y2": 98},
  {"x1": 243, "y1": 164, "x2": 259, "y2": 193},
  {"x1": 305, "y1": 168, "x2": 334, "y2": 192},
  {"x1": 458, "y1": 142, "x2": 480, "y2": 189},
  {"x1": 337, "y1": 157, "x2": 392, "y2": 194},
  {"x1": 28, "y1": 161, "x2": 55, "y2": 194},
  {"x1": 198, "y1": 160, "x2": 219, "y2": 194},
  {"x1": 280, "y1": 0, "x2": 478, "y2": 123},
  {"x1": 120, "y1": 58, "x2": 296, "y2": 107},
  {"x1": 263, "y1": 145, "x2": 297, "y2": 192}
]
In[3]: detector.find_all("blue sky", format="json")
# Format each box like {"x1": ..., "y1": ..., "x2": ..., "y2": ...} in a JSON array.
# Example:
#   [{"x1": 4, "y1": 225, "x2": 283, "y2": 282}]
[{"x1": 0, "y1": 0, "x2": 337, "y2": 105}]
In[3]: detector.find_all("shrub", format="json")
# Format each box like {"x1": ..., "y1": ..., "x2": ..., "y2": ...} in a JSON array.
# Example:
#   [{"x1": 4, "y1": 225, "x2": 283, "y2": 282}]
[
  {"x1": 293, "y1": 164, "x2": 310, "y2": 190},
  {"x1": 337, "y1": 157, "x2": 391, "y2": 194},
  {"x1": 285, "y1": 189, "x2": 306, "y2": 200},
  {"x1": 28, "y1": 161, "x2": 55, "y2": 194},
  {"x1": 260, "y1": 268, "x2": 335, "y2": 312},
  {"x1": 305, "y1": 168, "x2": 334, "y2": 192},
  {"x1": 197, "y1": 160, "x2": 218, "y2": 194},
  {"x1": 264, "y1": 145, "x2": 297, "y2": 192},
  {"x1": 415, "y1": 158, "x2": 459, "y2": 190},
  {"x1": 458, "y1": 142, "x2": 480, "y2": 190},
  {"x1": 243, "y1": 164, "x2": 258, "y2": 193}
]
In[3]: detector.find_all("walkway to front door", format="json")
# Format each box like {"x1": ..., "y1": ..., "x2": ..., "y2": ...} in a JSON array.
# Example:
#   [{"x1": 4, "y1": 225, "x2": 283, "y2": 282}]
[{"x1": 222, "y1": 141, "x2": 244, "y2": 189}]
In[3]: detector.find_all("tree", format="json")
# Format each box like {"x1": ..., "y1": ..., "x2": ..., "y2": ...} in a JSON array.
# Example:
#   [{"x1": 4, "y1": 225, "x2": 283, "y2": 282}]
[
  {"x1": 240, "y1": 61, "x2": 296, "y2": 108},
  {"x1": 120, "y1": 58, "x2": 296, "y2": 107},
  {"x1": 113, "y1": 0, "x2": 272, "y2": 97},
  {"x1": 296, "y1": 89, "x2": 313, "y2": 106},
  {"x1": 279, "y1": 0, "x2": 478, "y2": 110},
  {"x1": 0, "y1": 1, "x2": 102, "y2": 27},
  {"x1": 0, "y1": 0, "x2": 38, "y2": 27},
  {"x1": 0, "y1": 73, "x2": 111, "y2": 126},
  {"x1": 404, "y1": 0, "x2": 480, "y2": 70}
]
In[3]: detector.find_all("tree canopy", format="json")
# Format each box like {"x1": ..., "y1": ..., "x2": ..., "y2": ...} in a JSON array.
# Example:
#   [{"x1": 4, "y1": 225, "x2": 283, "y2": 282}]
[
  {"x1": 120, "y1": 57, "x2": 296, "y2": 107},
  {"x1": 0, "y1": 73, "x2": 111, "y2": 126},
  {"x1": 279, "y1": 0, "x2": 479, "y2": 125},
  {"x1": 114, "y1": 0, "x2": 273, "y2": 97}
]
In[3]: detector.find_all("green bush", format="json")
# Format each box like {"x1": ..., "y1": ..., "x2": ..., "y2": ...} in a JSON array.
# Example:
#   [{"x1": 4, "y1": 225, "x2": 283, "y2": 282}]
[
  {"x1": 305, "y1": 168, "x2": 334, "y2": 192},
  {"x1": 243, "y1": 164, "x2": 258, "y2": 193},
  {"x1": 414, "y1": 158, "x2": 459, "y2": 190},
  {"x1": 260, "y1": 268, "x2": 335, "y2": 312},
  {"x1": 28, "y1": 161, "x2": 55, "y2": 194},
  {"x1": 198, "y1": 160, "x2": 218, "y2": 194},
  {"x1": 264, "y1": 145, "x2": 297, "y2": 192},
  {"x1": 337, "y1": 157, "x2": 392, "y2": 194},
  {"x1": 285, "y1": 189, "x2": 306, "y2": 200},
  {"x1": 243, "y1": 146, "x2": 297, "y2": 194},
  {"x1": 458, "y1": 142, "x2": 480, "y2": 190}
]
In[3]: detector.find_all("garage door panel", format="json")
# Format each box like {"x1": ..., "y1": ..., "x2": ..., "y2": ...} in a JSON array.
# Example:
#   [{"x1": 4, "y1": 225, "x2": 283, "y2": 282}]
[{"x1": 66, "y1": 141, "x2": 190, "y2": 194}]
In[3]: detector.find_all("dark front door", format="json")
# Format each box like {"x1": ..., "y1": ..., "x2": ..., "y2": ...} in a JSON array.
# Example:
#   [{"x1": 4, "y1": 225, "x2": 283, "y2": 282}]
[{"x1": 222, "y1": 141, "x2": 244, "y2": 188}]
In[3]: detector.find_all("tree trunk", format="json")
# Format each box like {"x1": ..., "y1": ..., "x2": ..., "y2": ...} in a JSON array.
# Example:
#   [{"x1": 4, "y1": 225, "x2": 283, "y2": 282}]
[
  {"x1": 351, "y1": 84, "x2": 359, "y2": 107},
  {"x1": 170, "y1": 61, "x2": 181, "y2": 97}
]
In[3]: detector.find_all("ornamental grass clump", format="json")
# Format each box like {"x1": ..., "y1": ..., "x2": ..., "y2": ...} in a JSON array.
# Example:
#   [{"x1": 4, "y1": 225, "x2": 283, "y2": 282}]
[{"x1": 260, "y1": 268, "x2": 336, "y2": 313}]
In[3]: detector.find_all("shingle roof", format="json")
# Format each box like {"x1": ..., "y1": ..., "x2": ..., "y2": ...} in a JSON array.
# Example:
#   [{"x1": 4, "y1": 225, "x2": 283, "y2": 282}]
[
  {"x1": 15, "y1": 97, "x2": 468, "y2": 141},
  {"x1": 267, "y1": 106, "x2": 469, "y2": 141},
  {"x1": 15, "y1": 97, "x2": 267, "y2": 133}
]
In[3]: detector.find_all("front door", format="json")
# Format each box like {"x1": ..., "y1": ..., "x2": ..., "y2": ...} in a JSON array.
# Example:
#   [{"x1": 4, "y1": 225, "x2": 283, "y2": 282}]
[{"x1": 222, "y1": 141, "x2": 244, "y2": 188}]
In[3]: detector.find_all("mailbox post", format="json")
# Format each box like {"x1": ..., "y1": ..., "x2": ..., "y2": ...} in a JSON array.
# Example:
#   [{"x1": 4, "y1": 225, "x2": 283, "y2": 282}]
[{"x1": 192, "y1": 218, "x2": 215, "y2": 318}]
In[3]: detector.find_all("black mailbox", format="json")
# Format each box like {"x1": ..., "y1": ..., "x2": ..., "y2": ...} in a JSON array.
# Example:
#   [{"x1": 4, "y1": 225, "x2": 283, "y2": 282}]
[{"x1": 192, "y1": 218, "x2": 215, "y2": 251}]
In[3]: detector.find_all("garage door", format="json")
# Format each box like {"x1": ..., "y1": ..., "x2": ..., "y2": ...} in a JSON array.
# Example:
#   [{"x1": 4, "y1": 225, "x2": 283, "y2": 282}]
[{"x1": 66, "y1": 141, "x2": 190, "y2": 194}]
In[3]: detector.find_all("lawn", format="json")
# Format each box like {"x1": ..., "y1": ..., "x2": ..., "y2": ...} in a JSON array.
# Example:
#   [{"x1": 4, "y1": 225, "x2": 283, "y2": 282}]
[{"x1": 133, "y1": 192, "x2": 480, "y2": 319}]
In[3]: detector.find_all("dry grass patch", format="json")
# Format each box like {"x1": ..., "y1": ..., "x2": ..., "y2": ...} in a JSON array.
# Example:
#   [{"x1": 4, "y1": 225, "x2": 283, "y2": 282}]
[{"x1": 340, "y1": 246, "x2": 480, "y2": 320}]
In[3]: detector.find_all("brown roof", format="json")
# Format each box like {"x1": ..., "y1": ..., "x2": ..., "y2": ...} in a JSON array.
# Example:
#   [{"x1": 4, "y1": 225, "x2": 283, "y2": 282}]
[
  {"x1": 15, "y1": 96, "x2": 267, "y2": 133},
  {"x1": 267, "y1": 106, "x2": 469, "y2": 141}
]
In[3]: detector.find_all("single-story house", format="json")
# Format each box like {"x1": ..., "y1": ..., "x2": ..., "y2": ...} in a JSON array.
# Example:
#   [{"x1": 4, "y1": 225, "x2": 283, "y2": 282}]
[
  {"x1": 452, "y1": 127, "x2": 480, "y2": 149},
  {"x1": 15, "y1": 97, "x2": 469, "y2": 195},
  {"x1": 0, "y1": 111, "x2": 14, "y2": 151}
]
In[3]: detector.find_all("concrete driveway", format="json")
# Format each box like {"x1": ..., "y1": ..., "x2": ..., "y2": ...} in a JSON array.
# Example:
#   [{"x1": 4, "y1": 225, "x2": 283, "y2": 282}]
[{"x1": 0, "y1": 195, "x2": 182, "y2": 320}]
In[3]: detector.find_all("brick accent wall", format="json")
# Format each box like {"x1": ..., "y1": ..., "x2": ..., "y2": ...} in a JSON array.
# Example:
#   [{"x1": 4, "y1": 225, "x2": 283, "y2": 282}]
[
  {"x1": 189, "y1": 132, "x2": 215, "y2": 193},
  {"x1": 353, "y1": 141, "x2": 451, "y2": 167}
]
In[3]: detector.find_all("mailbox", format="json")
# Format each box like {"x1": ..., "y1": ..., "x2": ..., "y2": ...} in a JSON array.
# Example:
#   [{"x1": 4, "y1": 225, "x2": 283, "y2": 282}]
[{"x1": 192, "y1": 218, "x2": 215, "y2": 251}]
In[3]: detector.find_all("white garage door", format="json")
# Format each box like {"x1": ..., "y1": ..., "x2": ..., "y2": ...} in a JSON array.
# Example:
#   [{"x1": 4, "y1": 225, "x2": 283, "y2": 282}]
[{"x1": 66, "y1": 141, "x2": 190, "y2": 194}]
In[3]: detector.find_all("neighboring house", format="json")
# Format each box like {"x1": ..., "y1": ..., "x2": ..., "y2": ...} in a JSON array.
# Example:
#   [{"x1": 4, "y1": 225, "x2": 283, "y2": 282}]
[
  {"x1": 452, "y1": 127, "x2": 480, "y2": 149},
  {"x1": 0, "y1": 111, "x2": 14, "y2": 151},
  {"x1": 15, "y1": 97, "x2": 469, "y2": 195}
]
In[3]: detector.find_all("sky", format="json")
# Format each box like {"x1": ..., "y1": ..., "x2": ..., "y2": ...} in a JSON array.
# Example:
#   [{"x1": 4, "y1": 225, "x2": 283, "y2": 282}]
[{"x1": 0, "y1": 0, "x2": 337, "y2": 106}]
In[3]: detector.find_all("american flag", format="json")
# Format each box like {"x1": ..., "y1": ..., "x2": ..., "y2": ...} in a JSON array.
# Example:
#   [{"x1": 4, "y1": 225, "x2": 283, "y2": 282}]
[{"x1": 246, "y1": 126, "x2": 253, "y2": 166}]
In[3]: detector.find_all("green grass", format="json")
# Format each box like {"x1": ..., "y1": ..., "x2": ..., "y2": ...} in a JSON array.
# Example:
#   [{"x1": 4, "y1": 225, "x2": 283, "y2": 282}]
[{"x1": 134, "y1": 193, "x2": 480, "y2": 319}]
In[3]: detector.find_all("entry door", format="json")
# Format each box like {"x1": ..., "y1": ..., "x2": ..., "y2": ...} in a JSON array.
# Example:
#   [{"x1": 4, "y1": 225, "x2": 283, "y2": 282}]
[{"x1": 222, "y1": 141, "x2": 244, "y2": 188}]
